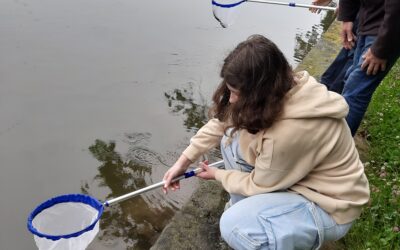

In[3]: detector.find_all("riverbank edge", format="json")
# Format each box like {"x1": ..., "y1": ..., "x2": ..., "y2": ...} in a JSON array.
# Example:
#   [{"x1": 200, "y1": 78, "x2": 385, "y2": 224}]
[{"x1": 151, "y1": 20, "x2": 345, "y2": 250}]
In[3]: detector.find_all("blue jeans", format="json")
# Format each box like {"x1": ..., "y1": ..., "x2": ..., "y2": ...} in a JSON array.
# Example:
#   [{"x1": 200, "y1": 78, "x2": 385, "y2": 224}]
[
  {"x1": 321, "y1": 47, "x2": 354, "y2": 94},
  {"x1": 220, "y1": 129, "x2": 254, "y2": 204},
  {"x1": 343, "y1": 35, "x2": 399, "y2": 136},
  {"x1": 219, "y1": 192, "x2": 352, "y2": 250},
  {"x1": 219, "y1": 132, "x2": 352, "y2": 250},
  {"x1": 320, "y1": 15, "x2": 358, "y2": 94}
]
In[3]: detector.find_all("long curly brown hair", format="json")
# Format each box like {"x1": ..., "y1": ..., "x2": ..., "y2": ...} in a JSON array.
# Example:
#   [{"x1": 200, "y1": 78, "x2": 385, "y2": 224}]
[{"x1": 210, "y1": 35, "x2": 296, "y2": 134}]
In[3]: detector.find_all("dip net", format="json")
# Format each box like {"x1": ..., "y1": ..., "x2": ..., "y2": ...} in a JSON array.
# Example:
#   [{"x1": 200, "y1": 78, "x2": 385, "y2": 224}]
[
  {"x1": 212, "y1": 0, "x2": 245, "y2": 28},
  {"x1": 27, "y1": 194, "x2": 104, "y2": 250}
]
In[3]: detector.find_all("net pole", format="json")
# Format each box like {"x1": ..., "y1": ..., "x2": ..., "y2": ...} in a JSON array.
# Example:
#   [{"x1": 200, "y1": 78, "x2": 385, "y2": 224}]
[
  {"x1": 247, "y1": 0, "x2": 336, "y2": 11},
  {"x1": 104, "y1": 160, "x2": 225, "y2": 206}
]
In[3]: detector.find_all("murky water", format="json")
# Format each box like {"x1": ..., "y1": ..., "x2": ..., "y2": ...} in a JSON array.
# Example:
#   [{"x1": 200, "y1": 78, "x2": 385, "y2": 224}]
[{"x1": 0, "y1": 0, "x2": 334, "y2": 249}]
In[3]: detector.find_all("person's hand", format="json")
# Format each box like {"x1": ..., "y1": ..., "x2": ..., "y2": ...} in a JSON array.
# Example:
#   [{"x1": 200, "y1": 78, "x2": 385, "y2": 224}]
[
  {"x1": 341, "y1": 22, "x2": 356, "y2": 50},
  {"x1": 309, "y1": 0, "x2": 332, "y2": 13},
  {"x1": 163, "y1": 155, "x2": 191, "y2": 194},
  {"x1": 196, "y1": 161, "x2": 217, "y2": 180},
  {"x1": 361, "y1": 48, "x2": 387, "y2": 75}
]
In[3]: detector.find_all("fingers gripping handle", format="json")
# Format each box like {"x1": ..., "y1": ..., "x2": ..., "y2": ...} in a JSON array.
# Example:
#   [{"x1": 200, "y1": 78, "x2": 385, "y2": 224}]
[
  {"x1": 182, "y1": 167, "x2": 202, "y2": 178},
  {"x1": 104, "y1": 160, "x2": 224, "y2": 206}
]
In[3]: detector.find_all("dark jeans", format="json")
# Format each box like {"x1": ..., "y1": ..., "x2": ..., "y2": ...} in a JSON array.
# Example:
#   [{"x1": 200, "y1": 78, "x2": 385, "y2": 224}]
[
  {"x1": 343, "y1": 35, "x2": 399, "y2": 136},
  {"x1": 321, "y1": 17, "x2": 358, "y2": 94},
  {"x1": 321, "y1": 47, "x2": 354, "y2": 94}
]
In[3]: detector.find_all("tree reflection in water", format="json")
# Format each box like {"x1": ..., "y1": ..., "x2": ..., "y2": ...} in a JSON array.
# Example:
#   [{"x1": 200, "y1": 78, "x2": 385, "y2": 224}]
[
  {"x1": 164, "y1": 83, "x2": 208, "y2": 132},
  {"x1": 83, "y1": 136, "x2": 175, "y2": 249},
  {"x1": 294, "y1": 11, "x2": 336, "y2": 63},
  {"x1": 164, "y1": 83, "x2": 222, "y2": 160},
  {"x1": 84, "y1": 84, "x2": 221, "y2": 249}
]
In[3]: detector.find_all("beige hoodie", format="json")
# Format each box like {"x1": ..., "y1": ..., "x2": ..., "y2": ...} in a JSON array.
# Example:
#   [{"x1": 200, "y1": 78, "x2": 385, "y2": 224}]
[{"x1": 182, "y1": 71, "x2": 370, "y2": 224}]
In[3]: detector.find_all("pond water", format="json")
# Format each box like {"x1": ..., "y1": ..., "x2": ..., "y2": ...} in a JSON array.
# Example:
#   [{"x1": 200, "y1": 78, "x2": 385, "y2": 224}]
[{"x1": 0, "y1": 0, "x2": 334, "y2": 249}]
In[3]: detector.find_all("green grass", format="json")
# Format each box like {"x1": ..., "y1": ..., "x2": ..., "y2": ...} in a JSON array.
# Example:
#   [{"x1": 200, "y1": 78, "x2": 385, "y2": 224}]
[{"x1": 343, "y1": 60, "x2": 400, "y2": 250}]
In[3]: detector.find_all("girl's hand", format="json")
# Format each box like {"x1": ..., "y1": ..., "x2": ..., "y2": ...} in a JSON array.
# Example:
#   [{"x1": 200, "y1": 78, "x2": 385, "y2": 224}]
[
  {"x1": 163, "y1": 155, "x2": 191, "y2": 194},
  {"x1": 196, "y1": 161, "x2": 217, "y2": 180}
]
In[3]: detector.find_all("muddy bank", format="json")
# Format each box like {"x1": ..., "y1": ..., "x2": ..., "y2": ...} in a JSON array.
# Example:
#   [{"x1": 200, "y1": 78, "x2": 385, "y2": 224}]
[{"x1": 151, "y1": 20, "x2": 345, "y2": 250}]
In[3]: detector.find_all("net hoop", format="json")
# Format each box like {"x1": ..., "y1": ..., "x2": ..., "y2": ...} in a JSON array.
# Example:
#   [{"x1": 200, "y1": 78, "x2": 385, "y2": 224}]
[
  {"x1": 27, "y1": 194, "x2": 104, "y2": 241},
  {"x1": 212, "y1": 0, "x2": 247, "y2": 8}
]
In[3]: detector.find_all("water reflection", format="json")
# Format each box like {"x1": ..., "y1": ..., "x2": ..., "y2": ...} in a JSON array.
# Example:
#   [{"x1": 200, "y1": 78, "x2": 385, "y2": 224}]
[
  {"x1": 319, "y1": 11, "x2": 336, "y2": 32},
  {"x1": 293, "y1": 11, "x2": 336, "y2": 63},
  {"x1": 83, "y1": 137, "x2": 175, "y2": 249},
  {"x1": 164, "y1": 83, "x2": 222, "y2": 160},
  {"x1": 82, "y1": 84, "x2": 221, "y2": 249},
  {"x1": 164, "y1": 83, "x2": 208, "y2": 132}
]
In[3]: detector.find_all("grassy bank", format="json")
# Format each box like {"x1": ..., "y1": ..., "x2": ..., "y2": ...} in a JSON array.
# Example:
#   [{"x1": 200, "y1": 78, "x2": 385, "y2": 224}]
[{"x1": 343, "y1": 60, "x2": 400, "y2": 249}]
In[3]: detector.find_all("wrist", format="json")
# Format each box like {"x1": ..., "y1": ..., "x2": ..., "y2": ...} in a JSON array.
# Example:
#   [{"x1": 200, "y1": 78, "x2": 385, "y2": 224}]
[
  {"x1": 214, "y1": 168, "x2": 223, "y2": 182},
  {"x1": 176, "y1": 154, "x2": 192, "y2": 170}
]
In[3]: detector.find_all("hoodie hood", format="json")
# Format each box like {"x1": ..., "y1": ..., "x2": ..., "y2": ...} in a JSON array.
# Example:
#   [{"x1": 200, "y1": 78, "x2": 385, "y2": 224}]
[{"x1": 282, "y1": 71, "x2": 349, "y2": 120}]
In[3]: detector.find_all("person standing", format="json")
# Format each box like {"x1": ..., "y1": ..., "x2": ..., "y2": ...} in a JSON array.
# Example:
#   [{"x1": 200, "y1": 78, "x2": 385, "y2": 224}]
[{"x1": 338, "y1": 0, "x2": 400, "y2": 136}]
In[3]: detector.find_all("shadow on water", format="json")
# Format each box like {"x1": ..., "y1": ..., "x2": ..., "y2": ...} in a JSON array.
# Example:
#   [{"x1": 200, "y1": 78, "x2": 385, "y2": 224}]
[{"x1": 293, "y1": 11, "x2": 336, "y2": 63}]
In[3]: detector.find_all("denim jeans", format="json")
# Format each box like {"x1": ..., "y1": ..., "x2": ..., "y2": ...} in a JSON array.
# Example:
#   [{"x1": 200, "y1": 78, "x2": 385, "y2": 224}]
[
  {"x1": 219, "y1": 130, "x2": 353, "y2": 250},
  {"x1": 343, "y1": 35, "x2": 399, "y2": 136},
  {"x1": 320, "y1": 15, "x2": 358, "y2": 94},
  {"x1": 219, "y1": 192, "x2": 353, "y2": 250},
  {"x1": 220, "y1": 129, "x2": 254, "y2": 204},
  {"x1": 321, "y1": 47, "x2": 354, "y2": 94}
]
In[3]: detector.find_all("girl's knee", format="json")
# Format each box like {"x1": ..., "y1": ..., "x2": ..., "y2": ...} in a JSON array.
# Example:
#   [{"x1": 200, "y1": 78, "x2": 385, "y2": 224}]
[
  {"x1": 219, "y1": 196, "x2": 321, "y2": 250},
  {"x1": 220, "y1": 208, "x2": 269, "y2": 250},
  {"x1": 219, "y1": 209, "x2": 234, "y2": 242}
]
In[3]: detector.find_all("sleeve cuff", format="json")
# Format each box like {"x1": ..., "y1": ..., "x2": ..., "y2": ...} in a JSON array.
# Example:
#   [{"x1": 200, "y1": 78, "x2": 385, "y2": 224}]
[
  {"x1": 370, "y1": 44, "x2": 387, "y2": 60},
  {"x1": 214, "y1": 169, "x2": 225, "y2": 182},
  {"x1": 337, "y1": 15, "x2": 355, "y2": 22}
]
